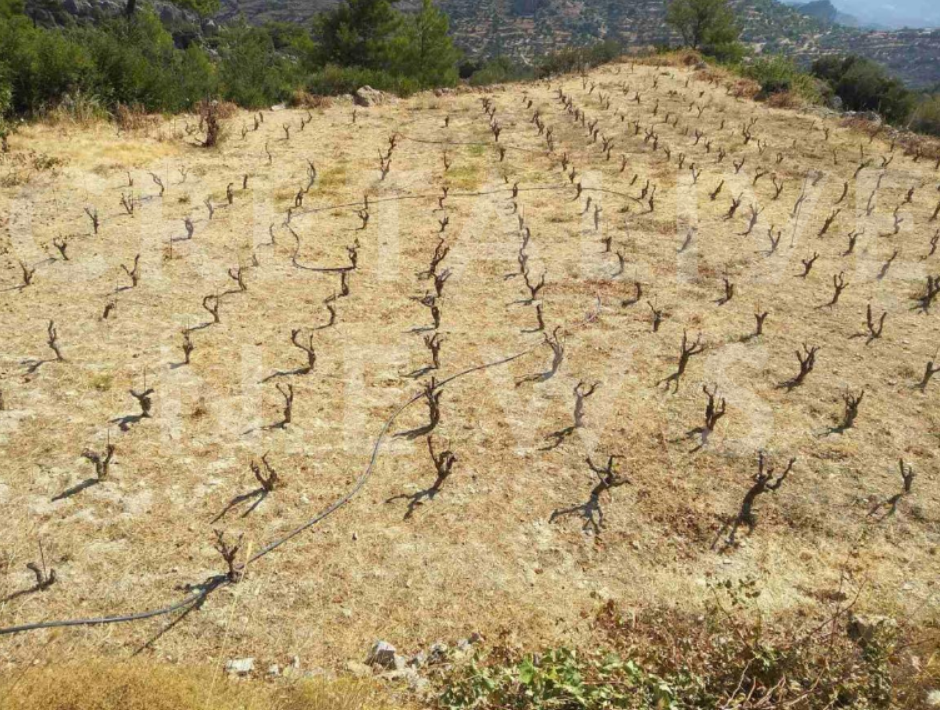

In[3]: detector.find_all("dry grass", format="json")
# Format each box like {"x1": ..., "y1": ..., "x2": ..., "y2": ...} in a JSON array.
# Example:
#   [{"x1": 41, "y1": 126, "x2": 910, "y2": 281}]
[
  {"x1": 0, "y1": 660, "x2": 406, "y2": 710},
  {"x1": 0, "y1": 63, "x2": 937, "y2": 686}
]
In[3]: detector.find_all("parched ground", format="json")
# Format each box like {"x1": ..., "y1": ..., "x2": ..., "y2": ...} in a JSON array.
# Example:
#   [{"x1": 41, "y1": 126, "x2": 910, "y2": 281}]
[{"x1": 0, "y1": 61, "x2": 938, "y2": 675}]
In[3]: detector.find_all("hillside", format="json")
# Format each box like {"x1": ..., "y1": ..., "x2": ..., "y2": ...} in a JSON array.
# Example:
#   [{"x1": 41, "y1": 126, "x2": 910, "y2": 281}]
[
  {"x1": 215, "y1": 0, "x2": 940, "y2": 88},
  {"x1": 1, "y1": 58, "x2": 938, "y2": 696}
]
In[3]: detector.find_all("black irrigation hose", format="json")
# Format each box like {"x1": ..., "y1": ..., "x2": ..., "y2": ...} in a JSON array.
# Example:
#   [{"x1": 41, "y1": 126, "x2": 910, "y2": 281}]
[
  {"x1": 287, "y1": 185, "x2": 575, "y2": 222},
  {"x1": 396, "y1": 133, "x2": 545, "y2": 155},
  {"x1": 2, "y1": 99, "x2": 615, "y2": 637},
  {"x1": 245, "y1": 347, "x2": 536, "y2": 565},
  {"x1": 0, "y1": 346, "x2": 540, "y2": 637},
  {"x1": 289, "y1": 182, "x2": 638, "y2": 224},
  {"x1": 0, "y1": 581, "x2": 224, "y2": 636}
]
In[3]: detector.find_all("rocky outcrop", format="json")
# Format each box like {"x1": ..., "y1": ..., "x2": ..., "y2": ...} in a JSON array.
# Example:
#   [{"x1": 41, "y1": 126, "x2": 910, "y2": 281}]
[
  {"x1": 353, "y1": 86, "x2": 397, "y2": 107},
  {"x1": 25, "y1": 0, "x2": 210, "y2": 37}
]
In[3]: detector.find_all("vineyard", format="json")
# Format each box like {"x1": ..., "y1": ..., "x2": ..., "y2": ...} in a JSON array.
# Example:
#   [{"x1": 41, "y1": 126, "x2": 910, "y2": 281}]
[{"x1": 0, "y1": 59, "x2": 938, "y2": 682}]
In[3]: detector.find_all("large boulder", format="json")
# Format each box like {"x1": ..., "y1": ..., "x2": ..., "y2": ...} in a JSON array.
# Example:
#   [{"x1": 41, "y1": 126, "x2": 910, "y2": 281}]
[
  {"x1": 225, "y1": 658, "x2": 255, "y2": 676},
  {"x1": 354, "y1": 86, "x2": 395, "y2": 108},
  {"x1": 366, "y1": 640, "x2": 404, "y2": 670}
]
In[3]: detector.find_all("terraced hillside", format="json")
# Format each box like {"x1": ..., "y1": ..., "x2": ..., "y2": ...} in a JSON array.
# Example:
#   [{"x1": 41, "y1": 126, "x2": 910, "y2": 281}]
[
  {"x1": 215, "y1": 0, "x2": 940, "y2": 87},
  {"x1": 1, "y1": 59, "x2": 938, "y2": 687}
]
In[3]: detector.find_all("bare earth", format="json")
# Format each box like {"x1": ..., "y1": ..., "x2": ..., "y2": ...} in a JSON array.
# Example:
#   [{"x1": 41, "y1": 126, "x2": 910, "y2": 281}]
[{"x1": 0, "y1": 61, "x2": 937, "y2": 674}]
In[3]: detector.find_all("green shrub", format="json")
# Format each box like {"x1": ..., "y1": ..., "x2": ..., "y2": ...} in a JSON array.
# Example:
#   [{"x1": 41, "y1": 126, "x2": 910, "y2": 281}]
[
  {"x1": 811, "y1": 54, "x2": 915, "y2": 124},
  {"x1": 742, "y1": 55, "x2": 822, "y2": 104},
  {"x1": 536, "y1": 40, "x2": 622, "y2": 78},
  {"x1": 704, "y1": 40, "x2": 746, "y2": 64},
  {"x1": 305, "y1": 64, "x2": 419, "y2": 97},
  {"x1": 218, "y1": 21, "x2": 299, "y2": 108},
  {"x1": 469, "y1": 56, "x2": 532, "y2": 86},
  {"x1": 910, "y1": 96, "x2": 940, "y2": 137},
  {"x1": 437, "y1": 587, "x2": 924, "y2": 710}
]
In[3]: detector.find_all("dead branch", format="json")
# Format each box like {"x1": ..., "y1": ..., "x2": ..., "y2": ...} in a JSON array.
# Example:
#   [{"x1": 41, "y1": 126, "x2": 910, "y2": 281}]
[
  {"x1": 273, "y1": 383, "x2": 294, "y2": 428},
  {"x1": 688, "y1": 384, "x2": 726, "y2": 449},
  {"x1": 424, "y1": 332, "x2": 442, "y2": 370},
  {"x1": 181, "y1": 330, "x2": 194, "y2": 365},
  {"x1": 660, "y1": 330, "x2": 705, "y2": 392},
  {"x1": 202, "y1": 294, "x2": 220, "y2": 324},
  {"x1": 844, "y1": 231, "x2": 860, "y2": 256},
  {"x1": 827, "y1": 272, "x2": 848, "y2": 306},
  {"x1": 781, "y1": 344, "x2": 819, "y2": 390},
  {"x1": 121, "y1": 254, "x2": 141, "y2": 289},
  {"x1": 290, "y1": 329, "x2": 316, "y2": 375},
  {"x1": 26, "y1": 562, "x2": 56, "y2": 592},
  {"x1": 19, "y1": 261, "x2": 35, "y2": 288},
  {"x1": 227, "y1": 266, "x2": 247, "y2": 293},
  {"x1": 131, "y1": 388, "x2": 154, "y2": 419},
  {"x1": 717, "y1": 277, "x2": 734, "y2": 305},
  {"x1": 912, "y1": 274, "x2": 939, "y2": 313},
  {"x1": 150, "y1": 172, "x2": 165, "y2": 197},
  {"x1": 85, "y1": 207, "x2": 99, "y2": 234},
  {"x1": 799, "y1": 252, "x2": 819, "y2": 278},
  {"x1": 835, "y1": 389, "x2": 865, "y2": 432},
  {"x1": 47, "y1": 320, "x2": 64, "y2": 361},
  {"x1": 251, "y1": 454, "x2": 280, "y2": 493},
  {"x1": 864, "y1": 304, "x2": 886, "y2": 343},
  {"x1": 723, "y1": 452, "x2": 796, "y2": 546},
  {"x1": 549, "y1": 455, "x2": 629, "y2": 534},
  {"x1": 918, "y1": 359, "x2": 939, "y2": 392},
  {"x1": 725, "y1": 193, "x2": 744, "y2": 221},
  {"x1": 212, "y1": 530, "x2": 243, "y2": 583},
  {"x1": 423, "y1": 237, "x2": 450, "y2": 279},
  {"x1": 518, "y1": 327, "x2": 564, "y2": 385},
  {"x1": 82, "y1": 443, "x2": 115, "y2": 481},
  {"x1": 753, "y1": 310, "x2": 769, "y2": 337}
]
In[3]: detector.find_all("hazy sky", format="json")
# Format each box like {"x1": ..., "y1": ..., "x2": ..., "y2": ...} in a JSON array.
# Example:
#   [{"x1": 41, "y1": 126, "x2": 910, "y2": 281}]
[{"x1": 831, "y1": 0, "x2": 940, "y2": 27}]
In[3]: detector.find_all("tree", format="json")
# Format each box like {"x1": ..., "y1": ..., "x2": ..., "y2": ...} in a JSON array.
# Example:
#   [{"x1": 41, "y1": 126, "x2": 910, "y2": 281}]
[
  {"x1": 218, "y1": 21, "x2": 297, "y2": 108},
  {"x1": 314, "y1": 0, "x2": 402, "y2": 69},
  {"x1": 0, "y1": 0, "x2": 25, "y2": 19},
  {"x1": 811, "y1": 55, "x2": 915, "y2": 124},
  {"x1": 387, "y1": 0, "x2": 459, "y2": 87},
  {"x1": 666, "y1": 0, "x2": 739, "y2": 52}
]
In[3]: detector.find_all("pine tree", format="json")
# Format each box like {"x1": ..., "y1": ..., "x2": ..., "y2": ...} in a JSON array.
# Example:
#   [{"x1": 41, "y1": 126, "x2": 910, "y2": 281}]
[
  {"x1": 314, "y1": 0, "x2": 403, "y2": 70},
  {"x1": 388, "y1": 0, "x2": 460, "y2": 87}
]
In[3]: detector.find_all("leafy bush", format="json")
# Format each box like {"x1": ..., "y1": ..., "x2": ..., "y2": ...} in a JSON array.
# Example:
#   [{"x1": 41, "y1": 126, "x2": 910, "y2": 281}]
[
  {"x1": 812, "y1": 55, "x2": 915, "y2": 124},
  {"x1": 217, "y1": 21, "x2": 300, "y2": 108},
  {"x1": 438, "y1": 584, "x2": 933, "y2": 710},
  {"x1": 306, "y1": 64, "x2": 419, "y2": 97},
  {"x1": 0, "y1": 0, "x2": 465, "y2": 119},
  {"x1": 742, "y1": 55, "x2": 823, "y2": 105},
  {"x1": 910, "y1": 96, "x2": 940, "y2": 137},
  {"x1": 469, "y1": 56, "x2": 533, "y2": 86},
  {"x1": 704, "y1": 40, "x2": 746, "y2": 64},
  {"x1": 0, "y1": 4, "x2": 216, "y2": 115}
]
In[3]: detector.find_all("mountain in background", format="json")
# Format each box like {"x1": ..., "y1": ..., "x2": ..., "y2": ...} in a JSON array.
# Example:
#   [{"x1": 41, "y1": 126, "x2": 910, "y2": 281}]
[
  {"x1": 786, "y1": 0, "x2": 860, "y2": 27},
  {"x1": 20, "y1": 0, "x2": 940, "y2": 89},
  {"x1": 215, "y1": 0, "x2": 940, "y2": 88},
  {"x1": 783, "y1": 0, "x2": 940, "y2": 29}
]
